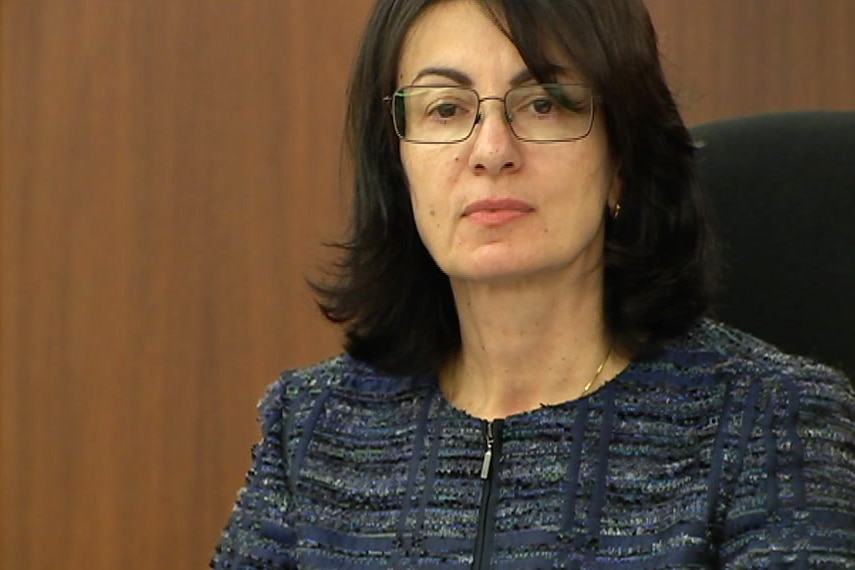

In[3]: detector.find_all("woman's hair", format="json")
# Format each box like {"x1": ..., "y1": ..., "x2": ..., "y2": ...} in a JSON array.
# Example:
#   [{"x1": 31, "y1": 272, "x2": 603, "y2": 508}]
[{"x1": 313, "y1": 0, "x2": 716, "y2": 374}]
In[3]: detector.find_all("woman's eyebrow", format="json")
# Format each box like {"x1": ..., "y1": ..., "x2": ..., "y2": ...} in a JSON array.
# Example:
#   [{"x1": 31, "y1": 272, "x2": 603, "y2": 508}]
[
  {"x1": 411, "y1": 67, "x2": 473, "y2": 86},
  {"x1": 510, "y1": 64, "x2": 577, "y2": 86},
  {"x1": 410, "y1": 63, "x2": 575, "y2": 87}
]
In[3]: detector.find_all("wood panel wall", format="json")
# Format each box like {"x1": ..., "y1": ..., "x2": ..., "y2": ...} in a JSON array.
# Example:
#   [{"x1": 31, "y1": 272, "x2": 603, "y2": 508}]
[
  {"x1": 645, "y1": 0, "x2": 855, "y2": 125},
  {"x1": 1, "y1": 1, "x2": 852, "y2": 569},
  {"x1": 1, "y1": 2, "x2": 373, "y2": 568}
]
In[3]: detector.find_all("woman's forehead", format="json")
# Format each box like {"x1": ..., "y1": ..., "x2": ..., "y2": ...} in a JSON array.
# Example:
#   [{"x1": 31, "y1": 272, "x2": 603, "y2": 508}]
[{"x1": 398, "y1": 0, "x2": 582, "y2": 86}]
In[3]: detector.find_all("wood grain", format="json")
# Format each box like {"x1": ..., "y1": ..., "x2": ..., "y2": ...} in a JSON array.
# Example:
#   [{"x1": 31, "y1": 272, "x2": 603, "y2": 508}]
[
  {"x1": 646, "y1": 0, "x2": 855, "y2": 125},
  {"x1": 1, "y1": 1, "x2": 370, "y2": 568}
]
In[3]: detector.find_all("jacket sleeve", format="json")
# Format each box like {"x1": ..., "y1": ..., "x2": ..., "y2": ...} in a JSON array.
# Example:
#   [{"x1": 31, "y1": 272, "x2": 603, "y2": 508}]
[
  {"x1": 211, "y1": 378, "x2": 298, "y2": 570},
  {"x1": 721, "y1": 365, "x2": 855, "y2": 568}
]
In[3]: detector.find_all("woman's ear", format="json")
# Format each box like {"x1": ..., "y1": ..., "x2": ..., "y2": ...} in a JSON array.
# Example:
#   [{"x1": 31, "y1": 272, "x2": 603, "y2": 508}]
[{"x1": 607, "y1": 169, "x2": 623, "y2": 219}]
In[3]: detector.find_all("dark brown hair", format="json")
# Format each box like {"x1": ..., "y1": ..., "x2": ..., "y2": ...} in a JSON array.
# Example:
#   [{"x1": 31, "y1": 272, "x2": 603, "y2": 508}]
[{"x1": 313, "y1": 0, "x2": 716, "y2": 374}]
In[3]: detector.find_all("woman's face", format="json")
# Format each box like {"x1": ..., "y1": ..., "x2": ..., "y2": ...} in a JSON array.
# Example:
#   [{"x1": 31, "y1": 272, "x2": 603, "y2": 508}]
[{"x1": 398, "y1": 0, "x2": 620, "y2": 287}]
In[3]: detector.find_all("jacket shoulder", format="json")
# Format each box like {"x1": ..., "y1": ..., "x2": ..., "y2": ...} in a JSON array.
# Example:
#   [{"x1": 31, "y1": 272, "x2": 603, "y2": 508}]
[
  {"x1": 256, "y1": 354, "x2": 426, "y2": 425},
  {"x1": 681, "y1": 318, "x2": 853, "y2": 403}
]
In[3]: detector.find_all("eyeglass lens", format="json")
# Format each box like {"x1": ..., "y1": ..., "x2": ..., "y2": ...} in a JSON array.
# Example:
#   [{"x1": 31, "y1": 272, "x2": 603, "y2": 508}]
[{"x1": 391, "y1": 84, "x2": 594, "y2": 143}]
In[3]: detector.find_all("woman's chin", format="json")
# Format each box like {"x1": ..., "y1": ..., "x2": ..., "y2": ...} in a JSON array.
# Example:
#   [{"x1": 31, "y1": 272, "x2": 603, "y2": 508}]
[{"x1": 445, "y1": 261, "x2": 550, "y2": 285}]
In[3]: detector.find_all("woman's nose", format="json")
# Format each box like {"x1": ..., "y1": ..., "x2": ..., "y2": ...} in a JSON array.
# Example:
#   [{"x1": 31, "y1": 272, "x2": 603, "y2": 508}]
[{"x1": 468, "y1": 99, "x2": 523, "y2": 176}]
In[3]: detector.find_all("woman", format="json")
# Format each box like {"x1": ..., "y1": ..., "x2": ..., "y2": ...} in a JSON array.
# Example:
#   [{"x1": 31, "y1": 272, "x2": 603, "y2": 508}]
[{"x1": 212, "y1": 0, "x2": 855, "y2": 568}]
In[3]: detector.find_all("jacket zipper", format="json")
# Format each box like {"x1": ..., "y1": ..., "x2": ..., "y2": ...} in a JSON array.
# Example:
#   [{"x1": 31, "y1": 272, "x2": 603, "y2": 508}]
[
  {"x1": 480, "y1": 420, "x2": 495, "y2": 479},
  {"x1": 472, "y1": 419, "x2": 502, "y2": 570}
]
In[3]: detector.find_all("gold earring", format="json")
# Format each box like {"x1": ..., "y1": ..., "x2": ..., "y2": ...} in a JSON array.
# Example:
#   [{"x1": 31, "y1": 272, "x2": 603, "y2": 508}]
[{"x1": 612, "y1": 202, "x2": 622, "y2": 220}]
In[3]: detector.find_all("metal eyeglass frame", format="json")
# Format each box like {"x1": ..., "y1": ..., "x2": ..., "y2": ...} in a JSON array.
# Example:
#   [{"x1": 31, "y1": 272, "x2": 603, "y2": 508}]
[{"x1": 383, "y1": 83, "x2": 597, "y2": 144}]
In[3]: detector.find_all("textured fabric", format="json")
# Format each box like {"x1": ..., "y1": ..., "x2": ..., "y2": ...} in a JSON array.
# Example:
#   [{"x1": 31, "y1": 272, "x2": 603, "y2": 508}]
[{"x1": 211, "y1": 319, "x2": 855, "y2": 569}]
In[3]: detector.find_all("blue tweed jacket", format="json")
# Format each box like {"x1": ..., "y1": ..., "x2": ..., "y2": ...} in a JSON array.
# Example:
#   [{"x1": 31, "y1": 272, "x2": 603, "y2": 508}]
[{"x1": 211, "y1": 319, "x2": 855, "y2": 569}]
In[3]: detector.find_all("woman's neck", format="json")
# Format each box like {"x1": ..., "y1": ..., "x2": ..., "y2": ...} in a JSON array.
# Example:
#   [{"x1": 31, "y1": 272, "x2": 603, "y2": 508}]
[{"x1": 441, "y1": 270, "x2": 624, "y2": 420}]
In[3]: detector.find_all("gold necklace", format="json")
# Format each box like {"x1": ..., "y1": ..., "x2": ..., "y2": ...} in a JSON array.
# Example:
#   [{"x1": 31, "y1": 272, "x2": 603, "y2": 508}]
[{"x1": 581, "y1": 346, "x2": 612, "y2": 396}]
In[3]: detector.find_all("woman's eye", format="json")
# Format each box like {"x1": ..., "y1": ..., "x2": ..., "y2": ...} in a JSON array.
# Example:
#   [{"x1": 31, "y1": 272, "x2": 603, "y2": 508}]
[
  {"x1": 430, "y1": 103, "x2": 459, "y2": 119},
  {"x1": 530, "y1": 97, "x2": 555, "y2": 114}
]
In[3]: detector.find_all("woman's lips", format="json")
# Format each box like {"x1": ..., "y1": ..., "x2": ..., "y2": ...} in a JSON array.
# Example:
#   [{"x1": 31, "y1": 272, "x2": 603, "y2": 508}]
[{"x1": 462, "y1": 199, "x2": 535, "y2": 226}]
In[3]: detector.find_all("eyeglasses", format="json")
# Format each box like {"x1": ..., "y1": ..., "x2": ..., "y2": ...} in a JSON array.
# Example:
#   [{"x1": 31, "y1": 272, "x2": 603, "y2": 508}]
[{"x1": 385, "y1": 83, "x2": 596, "y2": 144}]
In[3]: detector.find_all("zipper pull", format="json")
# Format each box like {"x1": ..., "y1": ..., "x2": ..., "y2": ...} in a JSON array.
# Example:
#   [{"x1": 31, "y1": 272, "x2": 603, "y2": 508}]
[{"x1": 480, "y1": 420, "x2": 494, "y2": 479}]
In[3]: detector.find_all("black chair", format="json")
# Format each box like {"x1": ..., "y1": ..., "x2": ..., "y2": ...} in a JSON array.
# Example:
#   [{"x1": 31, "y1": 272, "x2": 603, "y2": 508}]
[{"x1": 691, "y1": 110, "x2": 855, "y2": 378}]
